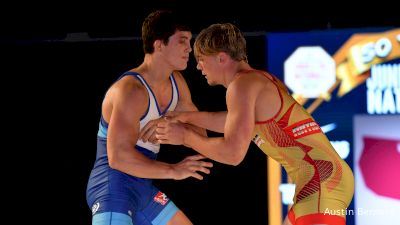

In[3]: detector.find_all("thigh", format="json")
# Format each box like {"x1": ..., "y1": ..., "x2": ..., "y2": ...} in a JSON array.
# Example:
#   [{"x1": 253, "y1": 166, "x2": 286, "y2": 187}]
[
  {"x1": 134, "y1": 188, "x2": 179, "y2": 225},
  {"x1": 283, "y1": 208, "x2": 295, "y2": 225},
  {"x1": 289, "y1": 206, "x2": 346, "y2": 225},
  {"x1": 93, "y1": 212, "x2": 133, "y2": 225},
  {"x1": 135, "y1": 207, "x2": 192, "y2": 225},
  {"x1": 294, "y1": 213, "x2": 345, "y2": 225},
  {"x1": 166, "y1": 210, "x2": 192, "y2": 225}
]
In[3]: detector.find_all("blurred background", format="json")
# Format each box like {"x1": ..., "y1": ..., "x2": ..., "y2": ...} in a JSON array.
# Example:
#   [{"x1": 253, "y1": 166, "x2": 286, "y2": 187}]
[{"x1": 2, "y1": 1, "x2": 399, "y2": 224}]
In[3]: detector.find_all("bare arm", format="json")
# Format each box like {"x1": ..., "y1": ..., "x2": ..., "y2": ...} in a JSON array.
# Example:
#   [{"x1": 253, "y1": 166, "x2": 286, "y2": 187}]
[
  {"x1": 173, "y1": 71, "x2": 208, "y2": 136},
  {"x1": 172, "y1": 111, "x2": 227, "y2": 133},
  {"x1": 106, "y1": 78, "x2": 212, "y2": 179},
  {"x1": 158, "y1": 76, "x2": 260, "y2": 165}
]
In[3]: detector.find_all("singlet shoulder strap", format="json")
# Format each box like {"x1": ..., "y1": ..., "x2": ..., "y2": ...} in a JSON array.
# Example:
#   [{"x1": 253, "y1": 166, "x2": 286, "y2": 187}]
[{"x1": 239, "y1": 69, "x2": 285, "y2": 123}]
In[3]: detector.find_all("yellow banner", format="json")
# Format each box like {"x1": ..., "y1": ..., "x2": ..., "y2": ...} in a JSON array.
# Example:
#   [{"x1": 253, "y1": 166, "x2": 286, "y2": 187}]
[{"x1": 334, "y1": 28, "x2": 400, "y2": 97}]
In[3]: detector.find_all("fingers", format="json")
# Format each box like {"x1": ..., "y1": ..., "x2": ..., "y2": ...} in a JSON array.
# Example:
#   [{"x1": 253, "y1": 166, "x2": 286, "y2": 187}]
[
  {"x1": 183, "y1": 155, "x2": 213, "y2": 168},
  {"x1": 185, "y1": 154, "x2": 205, "y2": 160},
  {"x1": 155, "y1": 127, "x2": 166, "y2": 135},
  {"x1": 189, "y1": 164, "x2": 212, "y2": 180},
  {"x1": 155, "y1": 125, "x2": 167, "y2": 140},
  {"x1": 155, "y1": 123, "x2": 177, "y2": 144},
  {"x1": 190, "y1": 172, "x2": 204, "y2": 180},
  {"x1": 173, "y1": 155, "x2": 213, "y2": 180},
  {"x1": 185, "y1": 154, "x2": 211, "y2": 163},
  {"x1": 197, "y1": 161, "x2": 213, "y2": 169},
  {"x1": 156, "y1": 120, "x2": 168, "y2": 128},
  {"x1": 195, "y1": 165, "x2": 211, "y2": 174},
  {"x1": 148, "y1": 135, "x2": 158, "y2": 144},
  {"x1": 139, "y1": 121, "x2": 156, "y2": 142},
  {"x1": 189, "y1": 166, "x2": 211, "y2": 180},
  {"x1": 140, "y1": 118, "x2": 167, "y2": 142},
  {"x1": 155, "y1": 134, "x2": 166, "y2": 144},
  {"x1": 186, "y1": 157, "x2": 213, "y2": 173},
  {"x1": 140, "y1": 117, "x2": 184, "y2": 143}
]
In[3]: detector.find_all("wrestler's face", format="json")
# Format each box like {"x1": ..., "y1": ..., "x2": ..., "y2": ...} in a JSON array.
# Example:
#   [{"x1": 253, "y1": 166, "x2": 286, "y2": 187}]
[
  {"x1": 162, "y1": 31, "x2": 192, "y2": 71},
  {"x1": 196, "y1": 54, "x2": 221, "y2": 86}
]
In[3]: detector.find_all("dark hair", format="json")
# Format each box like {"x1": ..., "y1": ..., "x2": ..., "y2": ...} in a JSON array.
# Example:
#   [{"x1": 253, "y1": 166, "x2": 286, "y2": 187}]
[{"x1": 142, "y1": 10, "x2": 191, "y2": 54}]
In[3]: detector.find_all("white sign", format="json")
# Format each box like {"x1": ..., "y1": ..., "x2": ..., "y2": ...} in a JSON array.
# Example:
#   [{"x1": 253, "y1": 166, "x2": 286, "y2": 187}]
[{"x1": 284, "y1": 46, "x2": 336, "y2": 98}]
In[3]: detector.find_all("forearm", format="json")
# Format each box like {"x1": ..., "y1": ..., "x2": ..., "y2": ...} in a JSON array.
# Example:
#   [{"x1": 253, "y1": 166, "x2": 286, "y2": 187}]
[
  {"x1": 185, "y1": 111, "x2": 227, "y2": 133},
  {"x1": 109, "y1": 147, "x2": 175, "y2": 179},
  {"x1": 184, "y1": 128, "x2": 245, "y2": 166},
  {"x1": 183, "y1": 123, "x2": 207, "y2": 148}
]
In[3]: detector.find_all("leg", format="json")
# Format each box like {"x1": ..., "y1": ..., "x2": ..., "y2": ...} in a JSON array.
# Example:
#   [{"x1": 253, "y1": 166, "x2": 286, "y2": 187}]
[
  {"x1": 166, "y1": 210, "x2": 193, "y2": 225},
  {"x1": 295, "y1": 213, "x2": 345, "y2": 225},
  {"x1": 283, "y1": 207, "x2": 295, "y2": 225},
  {"x1": 287, "y1": 205, "x2": 346, "y2": 225},
  {"x1": 282, "y1": 215, "x2": 293, "y2": 225},
  {"x1": 93, "y1": 212, "x2": 133, "y2": 225},
  {"x1": 135, "y1": 188, "x2": 193, "y2": 225}
]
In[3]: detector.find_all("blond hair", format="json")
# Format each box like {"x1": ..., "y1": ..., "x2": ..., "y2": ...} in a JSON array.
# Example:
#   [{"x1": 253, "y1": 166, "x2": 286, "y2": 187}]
[{"x1": 194, "y1": 23, "x2": 247, "y2": 62}]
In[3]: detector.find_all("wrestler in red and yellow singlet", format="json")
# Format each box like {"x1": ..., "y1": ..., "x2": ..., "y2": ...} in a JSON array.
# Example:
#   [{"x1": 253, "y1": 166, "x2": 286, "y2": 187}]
[{"x1": 252, "y1": 71, "x2": 354, "y2": 225}]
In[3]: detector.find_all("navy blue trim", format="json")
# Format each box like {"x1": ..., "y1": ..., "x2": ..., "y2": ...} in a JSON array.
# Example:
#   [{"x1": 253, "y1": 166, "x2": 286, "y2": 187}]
[
  {"x1": 136, "y1": 145, "x2": 157, "y2": 160},
  {"x1": 170, "y1": 74, "x2": 180, "y2": 103},
  {"x1": 117, "y1": 71, "x2": 175, "y2": 116},
  {"x1": 100, "y1": 114, "x2": 108, "y2": 129},
  {"x1": 159, "y1": 75, "x2": 174, "y2": 115},
  {"x1": 120, "y1": 71, "x2": 140, "y2": 79},
  {"x1": 100, "y1": 115, "x2": 109, "y2": 128}
]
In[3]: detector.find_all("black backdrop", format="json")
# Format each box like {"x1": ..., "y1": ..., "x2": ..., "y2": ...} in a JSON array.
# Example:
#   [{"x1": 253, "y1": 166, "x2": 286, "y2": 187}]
[
  {"x1": 5, "y1": 36, "x2": 267, "y2": 224},
  {"x1": 4, "y1": 2, "x2": 399, "y2": 224}
]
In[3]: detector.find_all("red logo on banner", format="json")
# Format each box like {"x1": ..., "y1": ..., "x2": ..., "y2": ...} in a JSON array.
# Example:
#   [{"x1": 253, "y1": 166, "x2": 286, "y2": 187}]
[{"x1": 359, "y1": 136, "x2": 400, "y2": 200}]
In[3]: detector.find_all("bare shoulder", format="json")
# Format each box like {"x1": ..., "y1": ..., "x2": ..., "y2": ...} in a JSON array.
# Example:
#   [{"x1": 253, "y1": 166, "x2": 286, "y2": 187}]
[
  {"x1": 101, "y1": 75, "x2": 149, "y2": 122},
  {"x1": 230, "y1": 70, "x2": 267, "y2": 92},
  {"x1": 109, "y1": 76, "x2": 148, "y2": 103}
]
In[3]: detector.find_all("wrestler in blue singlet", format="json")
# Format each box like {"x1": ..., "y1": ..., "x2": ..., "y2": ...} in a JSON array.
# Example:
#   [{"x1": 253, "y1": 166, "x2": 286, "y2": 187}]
[{"x1": 86, "y1": 71, "x2": 180, "y2": 225}]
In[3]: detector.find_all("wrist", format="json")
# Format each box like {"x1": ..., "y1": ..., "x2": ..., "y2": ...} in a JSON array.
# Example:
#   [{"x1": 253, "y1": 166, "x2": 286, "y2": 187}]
[
  {"x1": 182, "y1": 126, "x2": 192, "y2": 148},
  {"x1": 180, "y1": 112, "x2": 190, "y2": 123},
  {"x1": 166, "y1": 164, "x2": 177, "y2": 180}
]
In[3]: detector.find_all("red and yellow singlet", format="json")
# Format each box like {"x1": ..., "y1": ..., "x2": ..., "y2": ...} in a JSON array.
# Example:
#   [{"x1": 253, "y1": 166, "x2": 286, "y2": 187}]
[{"x1": 251, "y1": 71, "x2": 354, "y2": 225}]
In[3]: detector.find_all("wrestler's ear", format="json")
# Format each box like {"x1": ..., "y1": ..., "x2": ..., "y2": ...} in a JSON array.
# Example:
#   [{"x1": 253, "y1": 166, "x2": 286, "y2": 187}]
[
  {"x1": 217, "y1": 52, "x2": 227, "y2": 63},
  {"x1": 154, "y1": 40, "x2": 162, "y2": 52}
]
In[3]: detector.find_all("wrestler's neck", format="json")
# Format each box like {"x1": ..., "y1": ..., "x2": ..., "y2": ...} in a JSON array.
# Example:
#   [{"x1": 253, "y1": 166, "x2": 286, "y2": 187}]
[
  {"x1": 222, "y1": 60, "x2": 252, "y2": 88},
  {"x1": 135, "y1": 55, "x2": 173, "y2": 87}
]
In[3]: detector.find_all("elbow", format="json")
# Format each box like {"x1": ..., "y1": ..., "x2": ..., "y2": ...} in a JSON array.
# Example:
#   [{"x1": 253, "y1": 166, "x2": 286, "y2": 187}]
[
  {"x1": 108, "y1": 154, "x2": 120, "y2": 170},
  {"x1": 229, "y1": 154, "x2": 245, "y2": 166},
  {"x1": 230, "y1": 160, "x2": 242, "y2": 166},
  {"x1": 225, "y1": 148, "x2": 246, "y2": 166},
  {"x1": 222, "y1": 140, "x2": 248, "y2": 166},
  {"x1": 107, "y1": 147, "x2": 124, "y2": 171},
  {"x1": 107, "y1": 142, "x2": 130, "y2": 171}
]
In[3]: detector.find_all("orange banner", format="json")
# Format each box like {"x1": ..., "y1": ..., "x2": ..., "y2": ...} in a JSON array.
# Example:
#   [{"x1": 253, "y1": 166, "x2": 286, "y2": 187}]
[{"x1": 334, "y1": 28, "x2": 400, "y2": 97}]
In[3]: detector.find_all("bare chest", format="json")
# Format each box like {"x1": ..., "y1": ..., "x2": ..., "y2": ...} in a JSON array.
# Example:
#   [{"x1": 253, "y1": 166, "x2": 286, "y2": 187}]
[{"x1": 151, "y1": 85, "x2": 173, "y2": 113}]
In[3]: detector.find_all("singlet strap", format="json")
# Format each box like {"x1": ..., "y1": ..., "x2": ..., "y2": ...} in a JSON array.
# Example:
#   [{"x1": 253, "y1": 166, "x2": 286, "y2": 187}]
[{"x1": 238, "y1": 69, "x2": 285, "y2": 123}]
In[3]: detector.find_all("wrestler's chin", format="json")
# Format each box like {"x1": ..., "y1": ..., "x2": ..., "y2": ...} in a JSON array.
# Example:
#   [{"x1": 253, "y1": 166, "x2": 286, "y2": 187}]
[
  {"x1": 207, "y1": 80, "x2": 218, "y2": 86},
  {"x1": 176, "y1": 65, "x2": 187, "y2": 71}
]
